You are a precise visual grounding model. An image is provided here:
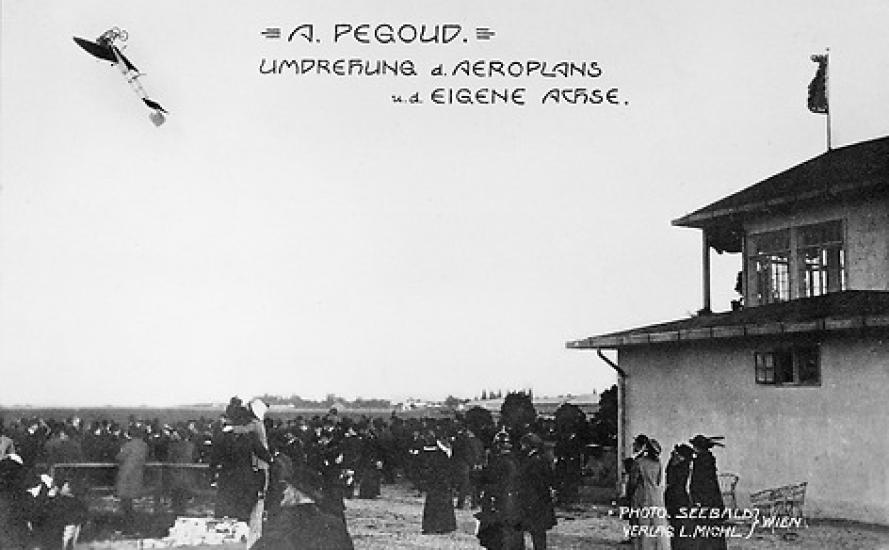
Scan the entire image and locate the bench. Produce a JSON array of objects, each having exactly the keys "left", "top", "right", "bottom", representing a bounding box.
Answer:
[{"left": 749, "top": 481, "right": 807, "bottom": 529}]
